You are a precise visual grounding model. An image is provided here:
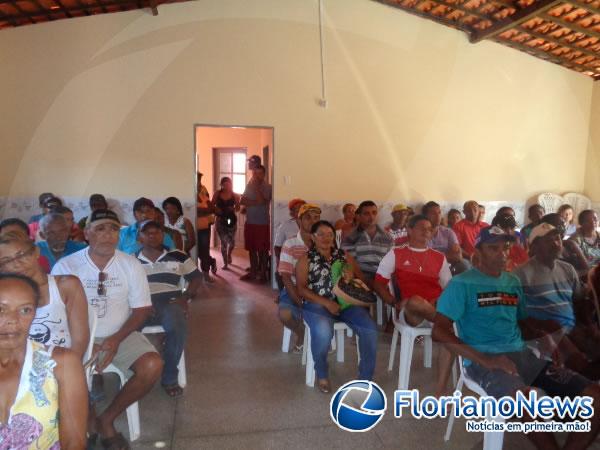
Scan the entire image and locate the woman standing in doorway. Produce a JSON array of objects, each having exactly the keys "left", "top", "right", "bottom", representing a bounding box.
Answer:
[
  {"left": 212, "top": 177, "right": 240, "bottom": 270},
  {"left": 163, "top": 197, "right": 196, "bottom": 254}
]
